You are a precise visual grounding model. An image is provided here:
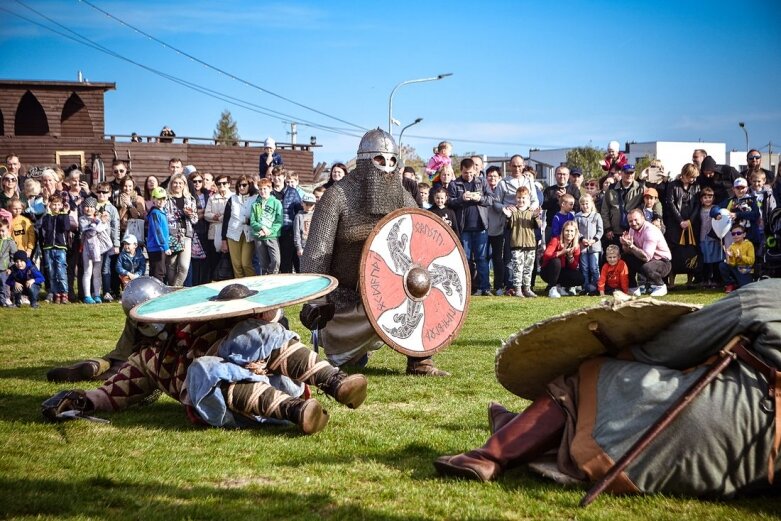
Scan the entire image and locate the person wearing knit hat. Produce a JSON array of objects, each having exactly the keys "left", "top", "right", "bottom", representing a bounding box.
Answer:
[
  {"left": 259, "top": 136, "right": 283, "bottom": 179},
  {"left": 8, "top": 248, "right": 45, "bottom": 308},
  {"left": 601, "top": 140, "right": 628, "bottom": 172},
  {"left": 83, "top": 196, "right": 97, "bottom": 209}
]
